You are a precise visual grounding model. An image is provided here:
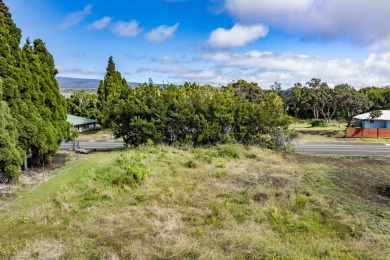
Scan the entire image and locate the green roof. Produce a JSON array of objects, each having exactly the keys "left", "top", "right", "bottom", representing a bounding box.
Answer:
[{"left": 67, "top": 114, "right": 96, "bottom": 126}]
